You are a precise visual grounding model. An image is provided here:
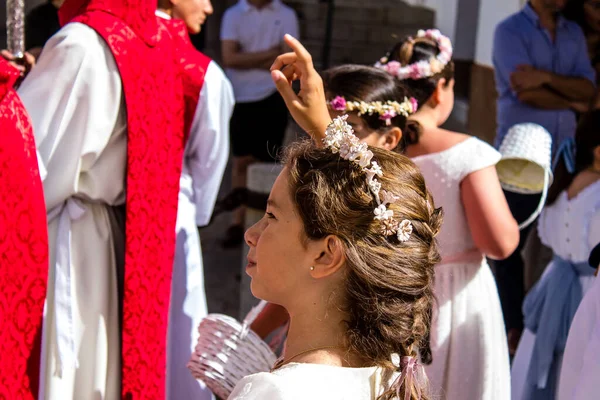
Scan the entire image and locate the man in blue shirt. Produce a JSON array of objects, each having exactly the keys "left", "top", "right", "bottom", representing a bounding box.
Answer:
[{"left": 493, "top": 0, "right": 595, "bottom": 354}]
